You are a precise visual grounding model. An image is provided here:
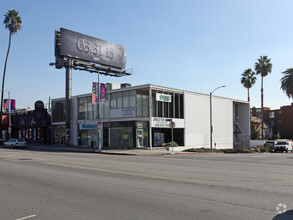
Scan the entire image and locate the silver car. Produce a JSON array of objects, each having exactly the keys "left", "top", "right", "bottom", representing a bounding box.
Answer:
[{"left": 3, "top": 138, "right": 26, "bottom": 148}]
